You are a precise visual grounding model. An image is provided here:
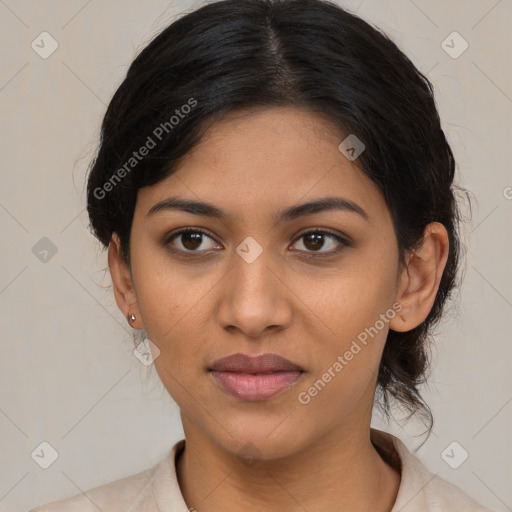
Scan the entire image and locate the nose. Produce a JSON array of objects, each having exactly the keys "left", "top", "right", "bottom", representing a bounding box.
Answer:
[{"left": 216, "top": 244, "right": 293, "bottom": 340}]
